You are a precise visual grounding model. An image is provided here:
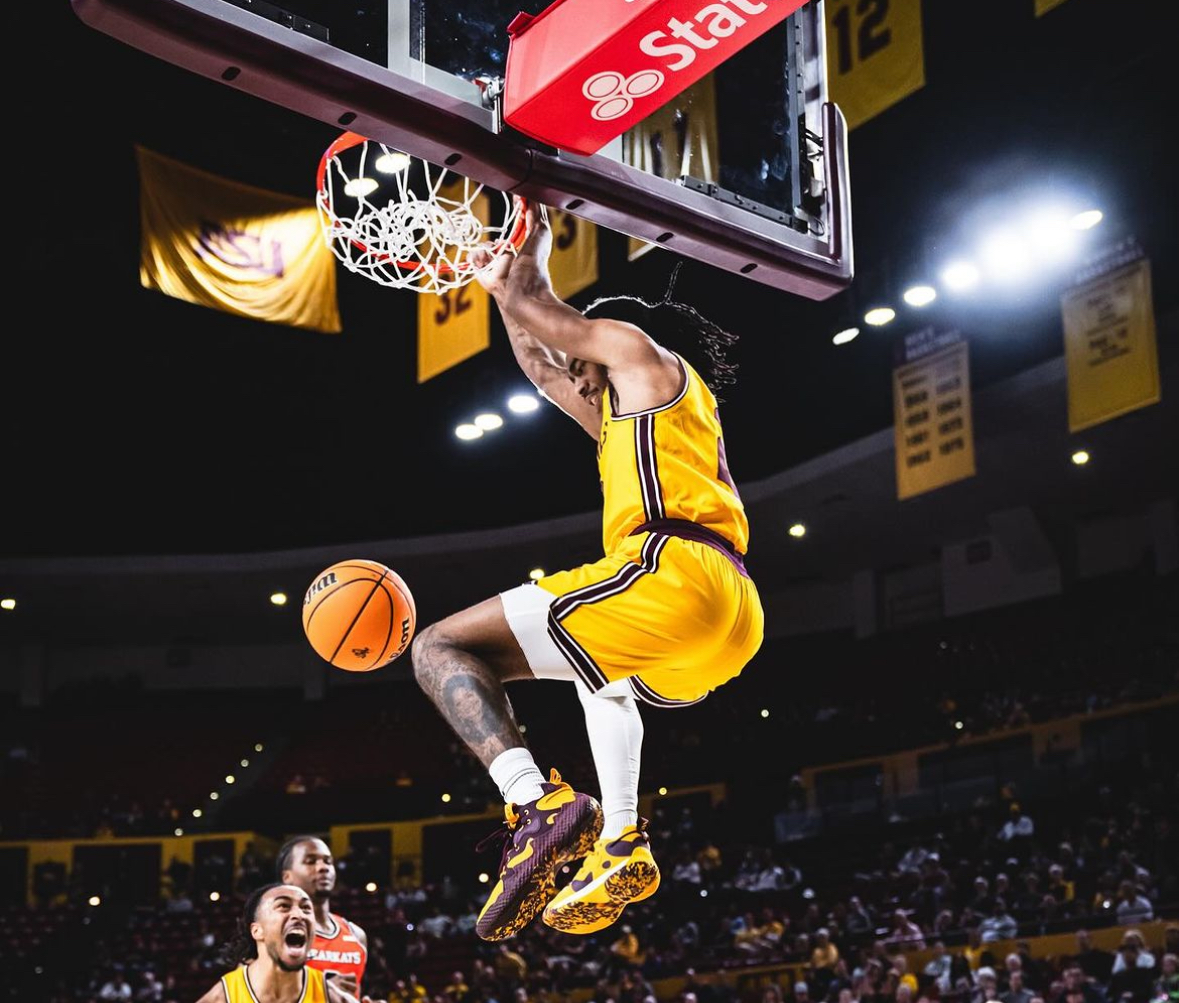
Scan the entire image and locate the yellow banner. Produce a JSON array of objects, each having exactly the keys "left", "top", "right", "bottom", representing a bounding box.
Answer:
[
  {"left": 1035, "top": 0, "right": 1071, "bottom": 15},
  {"left": 826, "top": 0, "right": 925, "bottom": 130},
  {"left": 417, "top": 187, "right": 491, "bottom": 382},
  {"left": 548, "top": 209, "right": 599, "bottom": 300},
  {"left": 894, "top": 338, "right": 976, "bottom": 500},
  {"left": 136, "top": 146, "right": 341, "bottom": 333},
  {"left": 623, "top": 75, "right": 719, "bottom": 262},
  {"left": 1062, "top": 256, "right": 1159, "bottom": 432}
]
